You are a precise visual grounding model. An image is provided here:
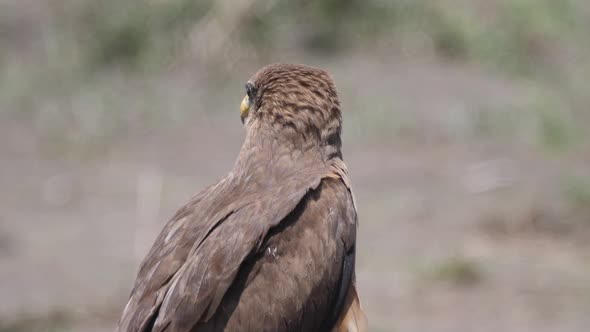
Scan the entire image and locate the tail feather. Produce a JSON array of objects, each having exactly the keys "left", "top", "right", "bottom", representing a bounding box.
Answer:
[{"left": 331, "top": 283, "right": 368, "bottom": 332}]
